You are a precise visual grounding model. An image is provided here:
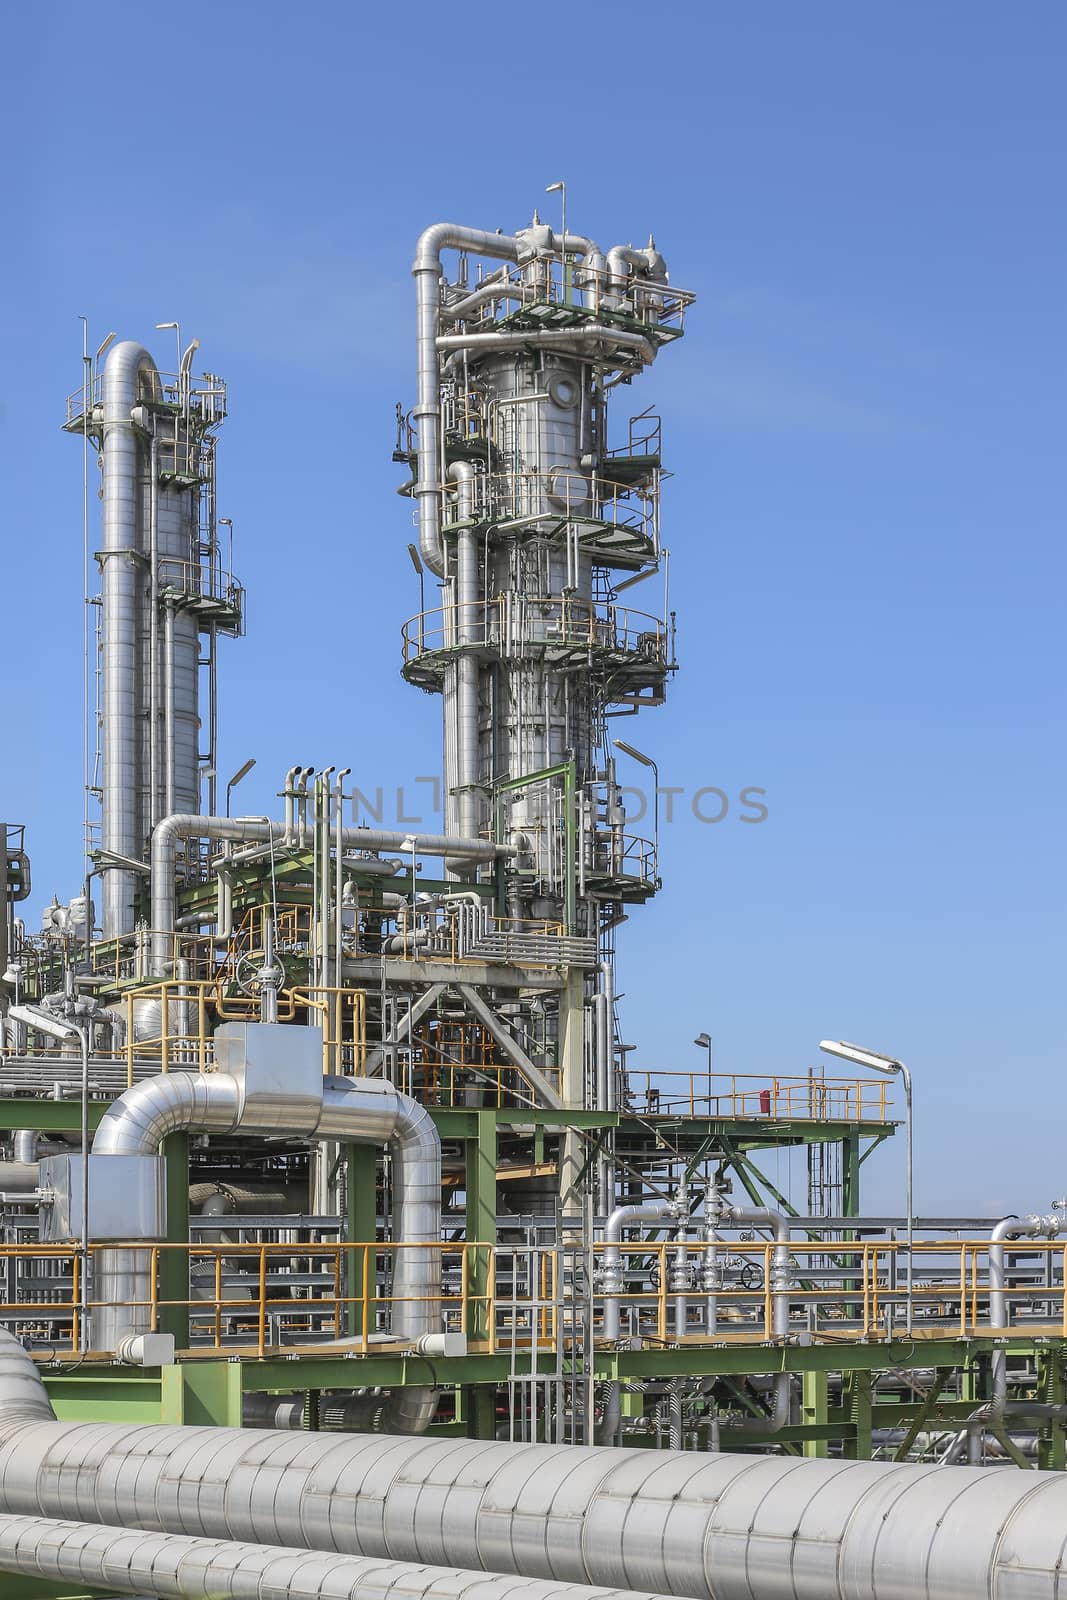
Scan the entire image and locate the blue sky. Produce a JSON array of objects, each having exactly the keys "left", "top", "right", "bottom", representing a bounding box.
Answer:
[{"left": 3, "top": 3, "right": 1064, "bottom": 1215}]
